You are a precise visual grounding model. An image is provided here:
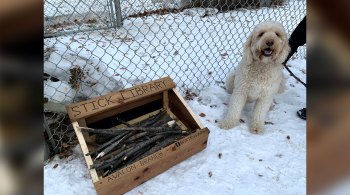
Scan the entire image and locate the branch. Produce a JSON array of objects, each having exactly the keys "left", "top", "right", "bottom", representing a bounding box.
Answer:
[
  {"left": 115, "top": 117, "right": 132, "bottom": 127},
  {"left": 93, "top": 134, "right": 164, "bottom": 171}
]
